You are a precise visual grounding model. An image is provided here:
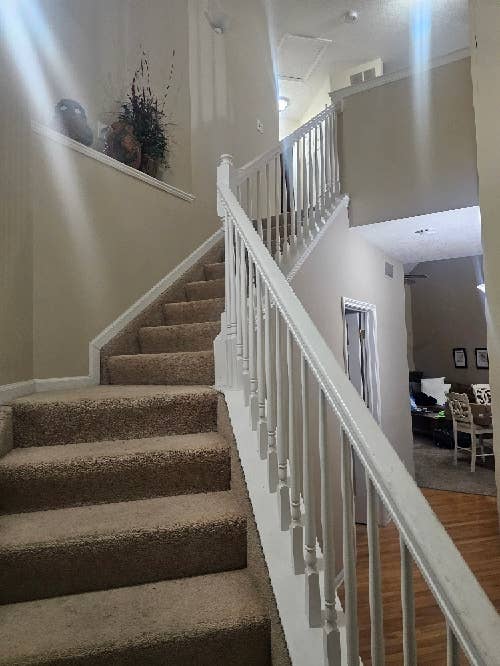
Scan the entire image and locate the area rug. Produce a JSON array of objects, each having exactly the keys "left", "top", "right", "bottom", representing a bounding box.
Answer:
[{"left": 413, "top": 435, "right": 496, "bottom": 497}]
